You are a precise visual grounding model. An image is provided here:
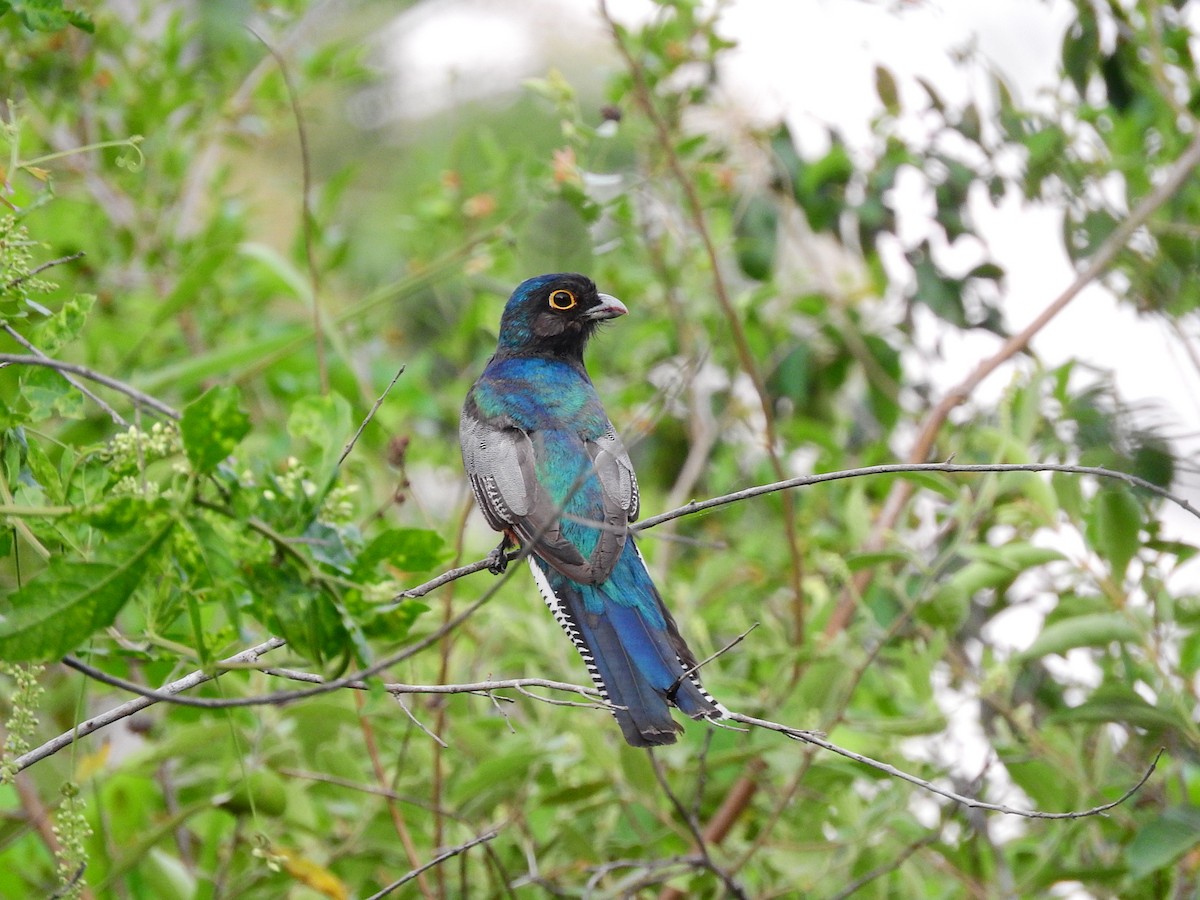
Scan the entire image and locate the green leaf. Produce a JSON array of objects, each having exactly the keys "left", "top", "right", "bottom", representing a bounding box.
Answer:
[
  {"left": 874, "top": 64, "right": 900, "bottom": 114},
  {"left": 734, "top": 194, "right": 777, "bottom": 281},
  {"left": 1017, "top": 611, "right": 1142, "bottom": 660},
  {"left": 354, "top": 527, "right": 445, "bottom": 578},
  {"left": 964, "top": 542, "right": 1063, "bottom": 572},
  {"left": 1049, "top": 688, "right": 1183, "bottom": 731},
  {"left": 287, "top": 392, "right": 352, "bottom": 481},
  {"left": 180, "top": 385, "right": 251, "bottom": 474},
  {"left": 236, "top": 242, "right": 312, "bottom": 302},
  {"left": 1126, "top": 806, "right": 1200, "bottom": 880},
  {"left": 4, "top": 0, "right": 93, "bottom": 32},
  {"left": 34, "top": 293, "right": 95, "bottom": 353},
  {"left": 922, "top": 561, "right": 1009, "bottom": 629},
  {"left": 21, "top": 365, "right": 84, "bottom": 421},
  {"left": 1094, "top": 487, "right": 1142, "bottom": 579},
  {"left": 137, "top": 326, "right": 310, "bottom": 393},
  {"left": 0, "top": 522, "right": 174, "bottom": 661}
]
